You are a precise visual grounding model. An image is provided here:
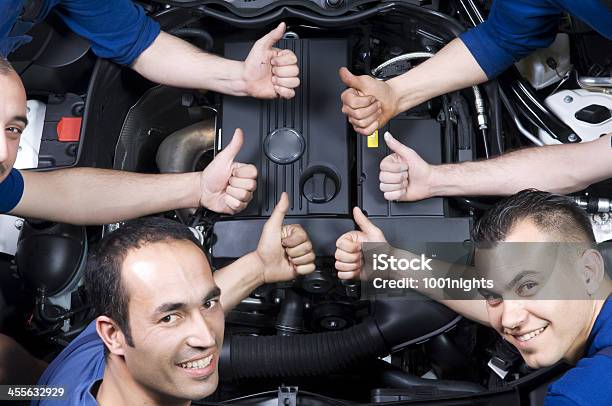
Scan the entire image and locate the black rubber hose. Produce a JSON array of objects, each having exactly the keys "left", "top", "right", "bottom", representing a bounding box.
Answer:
[{"left": 221, "top": 318, "right": 387, "bottom": 380}]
